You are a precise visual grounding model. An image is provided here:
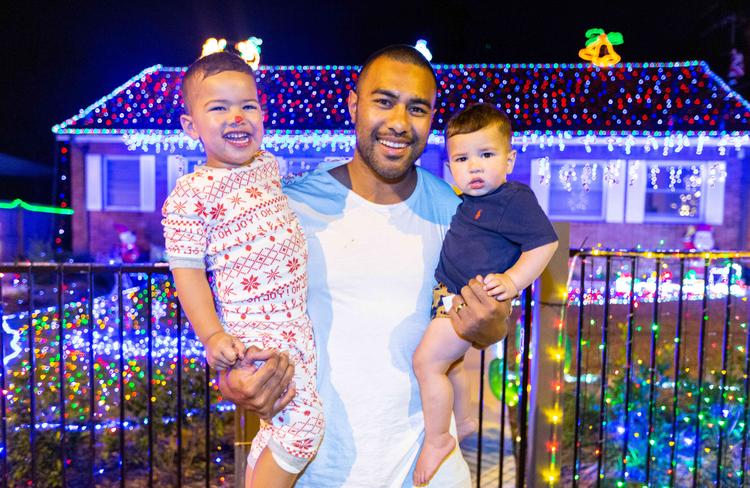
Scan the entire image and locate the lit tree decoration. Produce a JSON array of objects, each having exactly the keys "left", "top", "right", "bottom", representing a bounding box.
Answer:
[
  {"left": 578, "top": 28, "right": 624, "bottom": 67},
  {"left": 414, "top": 39, "right": 433, "bottom": 62},
  {"left": 201, "top": 38, "right": 227, "bottom": 58},
  {"left": 236, "top": 37, "right": 263, "bottom": 70}
]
